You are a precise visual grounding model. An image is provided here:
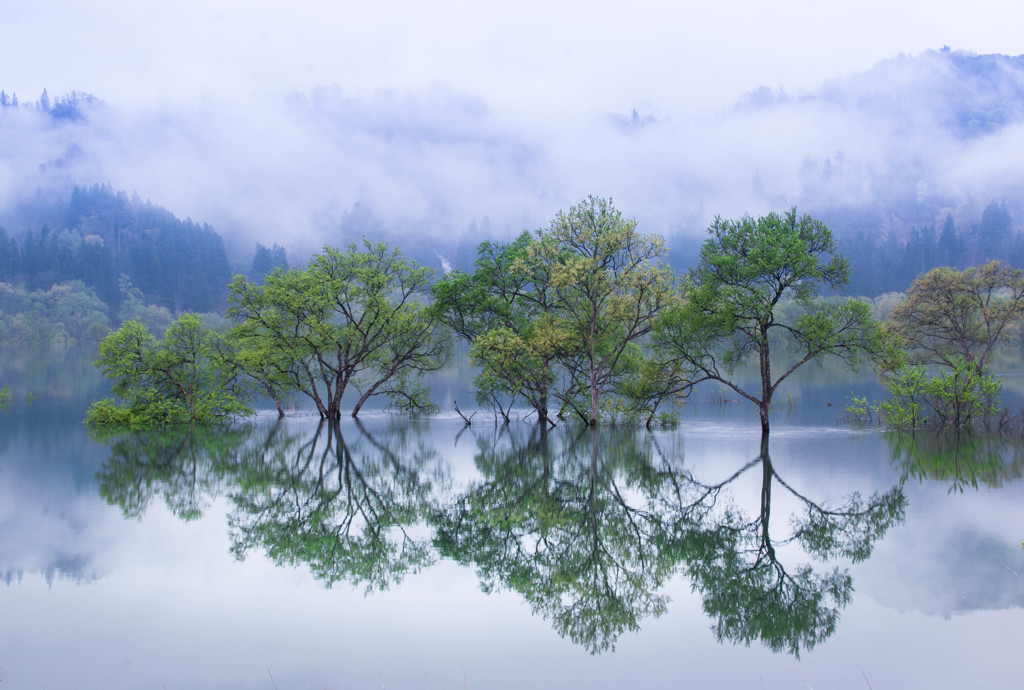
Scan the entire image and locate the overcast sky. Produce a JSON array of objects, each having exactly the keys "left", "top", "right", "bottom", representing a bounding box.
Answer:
[
  {"left": 4, "top": 1, "right": 1024, "bottom": 253},
  {"left": 6, "top": 0, "right": 1022, "bottom": 113}
]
